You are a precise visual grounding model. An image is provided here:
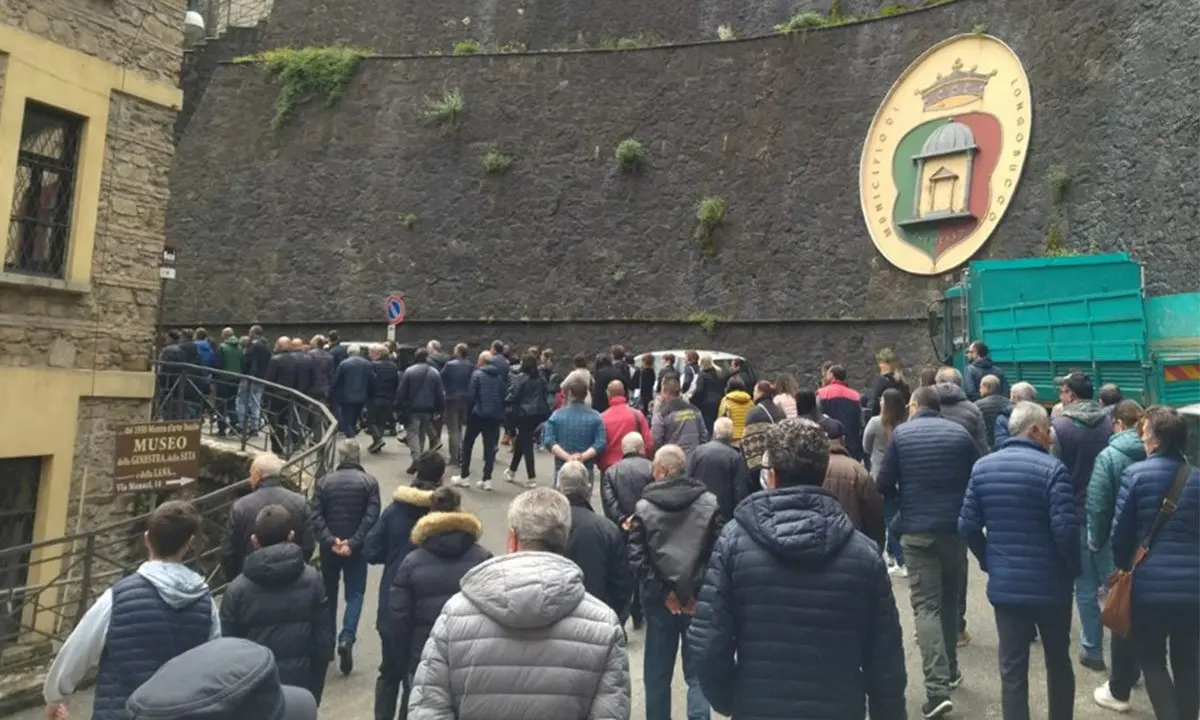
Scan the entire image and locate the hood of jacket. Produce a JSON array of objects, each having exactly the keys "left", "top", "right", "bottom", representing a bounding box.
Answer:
[
  {"left": 935, "top": 382, "right": 969, "bottom": 405},
  {"left": 970, "top": 357, "right": 1001, "bottom": 373},
  {"left": 640, "top": 475, "right": 709, "bottom": 512},
  {"left": 734, "top": 486, "right": 856, "bottom": 561},
  {"left": 723, "top": 391, "right": 752, "bottom": 407},
  {"left": 393, "top": 485, "right": 434, "bottom": 506},
  {"left": 1061, "top": 399, "right": 1108, "bottom": 427},
  {"left": 240, "top": 542, "right": 306, "bottom": 588},
  {"left": 460, "top": 552, "right": 585, "bottom": 630},
  {"left": 410, "top": 511, "right": 483, "bottom": 558},
  {"left": 135, "top": 560, "right": 212, "bottom": 609},
  {"left": 1108, "top": 428, "right": 1147, "bottom": 461}
]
